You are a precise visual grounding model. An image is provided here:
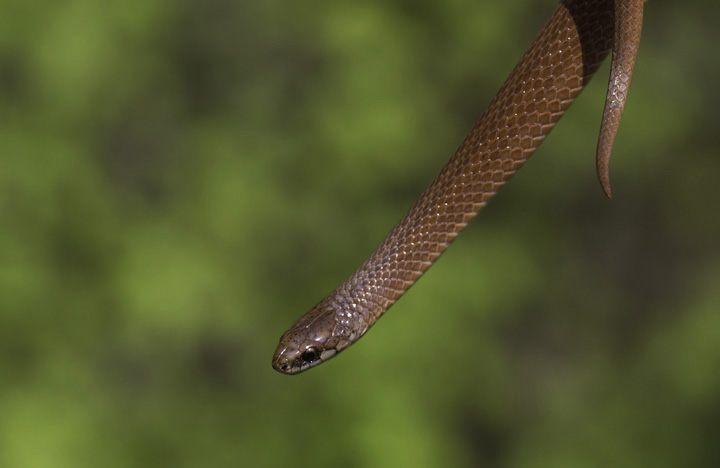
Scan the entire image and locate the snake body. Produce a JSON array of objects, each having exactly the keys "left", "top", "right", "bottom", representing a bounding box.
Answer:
[{"left": 273, "top": 0, "right": 645, "bottom": 374}]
